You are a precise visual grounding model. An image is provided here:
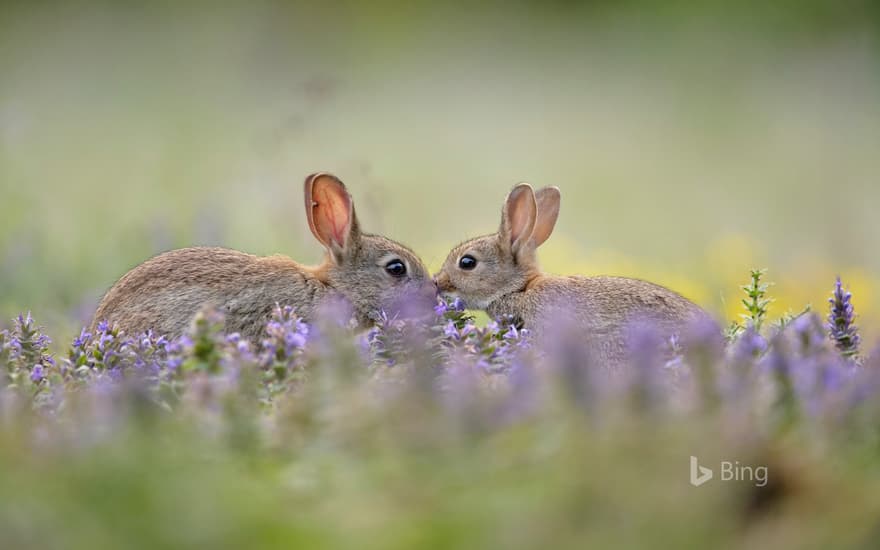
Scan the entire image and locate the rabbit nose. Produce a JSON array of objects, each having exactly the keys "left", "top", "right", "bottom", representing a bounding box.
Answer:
[{"left": 433, "top": 273, "right": 454, "bottom": 293}]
